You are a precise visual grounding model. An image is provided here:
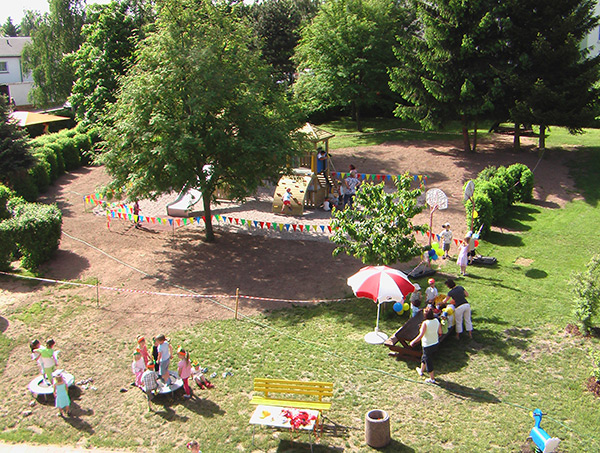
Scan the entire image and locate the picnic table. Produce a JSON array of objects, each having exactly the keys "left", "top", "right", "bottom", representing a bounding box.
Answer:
[{"left": 383, "top": 310, "right": 453, "bottom": 361}]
